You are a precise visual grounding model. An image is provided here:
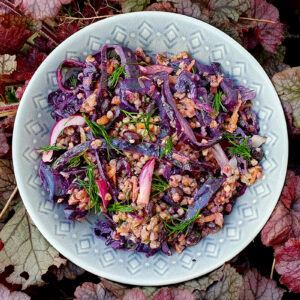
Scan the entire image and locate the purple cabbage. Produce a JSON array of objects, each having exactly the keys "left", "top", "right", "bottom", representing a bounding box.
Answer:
[{"left": 186, "top": 177, "right": 225, "bottom": 220}]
